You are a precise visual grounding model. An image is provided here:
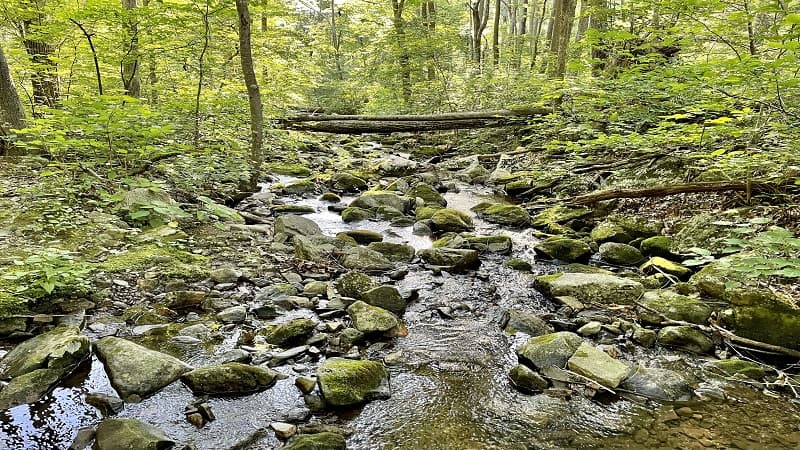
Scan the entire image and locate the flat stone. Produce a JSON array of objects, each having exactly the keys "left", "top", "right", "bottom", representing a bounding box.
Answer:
[
  {"left": 657, "top": 326, "right": 714, "bottom": 354},
  {"left": 283, "top": 432, "right": 347, "bottom": 450},
  {"left": 535, "top": 273, "right": 644, "bottom": 305},
  {"left": 620, "top": 366, "right": 693, "bottom": 401},
  {"left": 271, "top": 422, "right": 298, "bottom": 439},
  {"left": 509, "top": 364, "right": 549, "bottom": 393},
  {"left": 517, "top": 331, "right": 582, "bottom": 370},
  {"left": 567, "top": 342, "right": 630, "bottom": 388},
  {"left": 216, "top": 305, "right": 247, "bottom": 323},
  {"left": 94, "top": 418, "right": 174, "bottom": 450}
]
